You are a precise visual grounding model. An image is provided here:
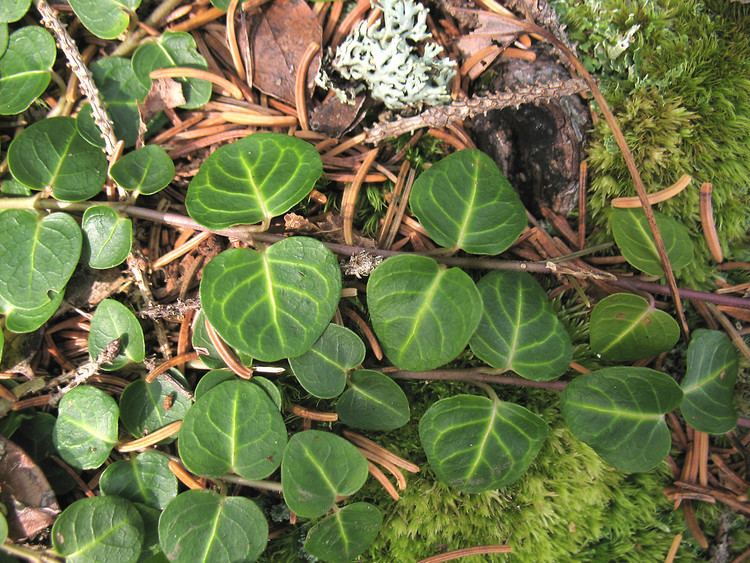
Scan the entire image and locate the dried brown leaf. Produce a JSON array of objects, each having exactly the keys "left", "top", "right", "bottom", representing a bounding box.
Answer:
[
  {"left": 310, "top": 94, "right": 366, "bottom": 137},
  {"left": 454, "top": 8, "right": 526, "bottom": 58},
  {"left": 138, "top": 77, "right": 186, "bottom": 123}
]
